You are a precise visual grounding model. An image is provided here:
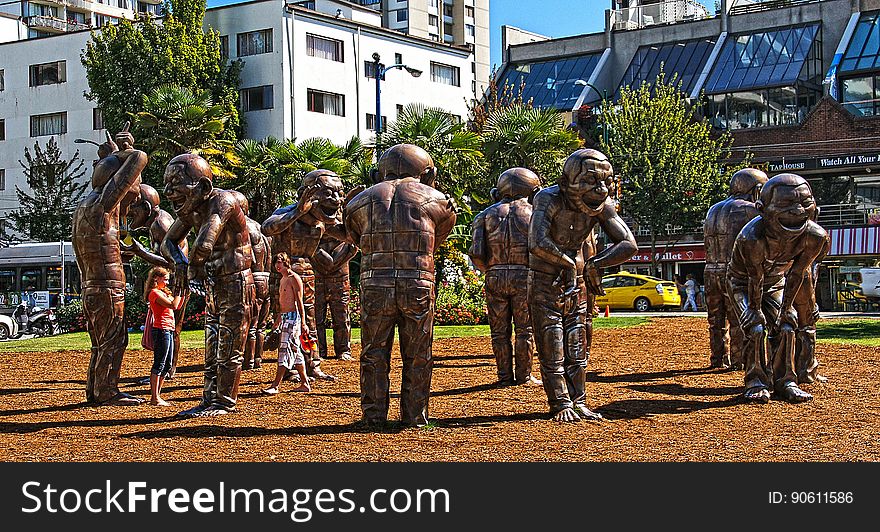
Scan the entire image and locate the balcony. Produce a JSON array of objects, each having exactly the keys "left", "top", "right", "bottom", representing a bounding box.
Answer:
[
  {"left": 611, "top": 0, "right": 712, "bottom": 31},
  {"left": 817, "top": 203, "right": 879, "bottom": 227},
  {"left": 27, "top": 16, "right": 91, "bottom": 33},
  {"left": 727, "top": 0, "right": 823, "bottom": 16}
]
